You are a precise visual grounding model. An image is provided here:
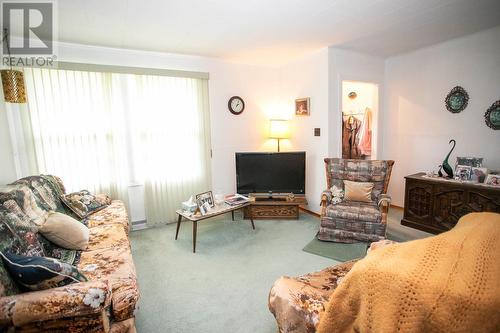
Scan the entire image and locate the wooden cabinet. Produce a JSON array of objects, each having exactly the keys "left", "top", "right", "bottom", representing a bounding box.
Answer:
[
  {"left": 243, "top": 194, "right": 307, "bottom": 220},
  {"left": 402, "top": 173, "right": 500, "bottom": 234}
]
